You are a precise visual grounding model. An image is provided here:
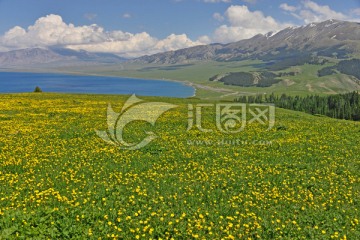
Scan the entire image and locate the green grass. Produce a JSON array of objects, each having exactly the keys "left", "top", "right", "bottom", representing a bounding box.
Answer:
[
  {"left": 0, "top": 93, "right": 359, "bottom": 239},
  {"left": 63, "top": 60, "right": 262, "bottom": 84},
  {"left": 9, "top": 58, "right": 360, "bottom": 99}
]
